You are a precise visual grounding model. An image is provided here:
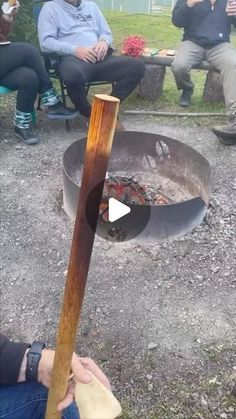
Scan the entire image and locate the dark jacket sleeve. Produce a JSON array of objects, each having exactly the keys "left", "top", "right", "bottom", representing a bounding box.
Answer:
[
  {"left": 172, "top": 0, "right": 192, "bottom": 28},
  {"left": 0, "top": 334, "right": 30, "bottom": 385},
  {"left": 0, "top": 10, "right": 13, "bottom": 42}
]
